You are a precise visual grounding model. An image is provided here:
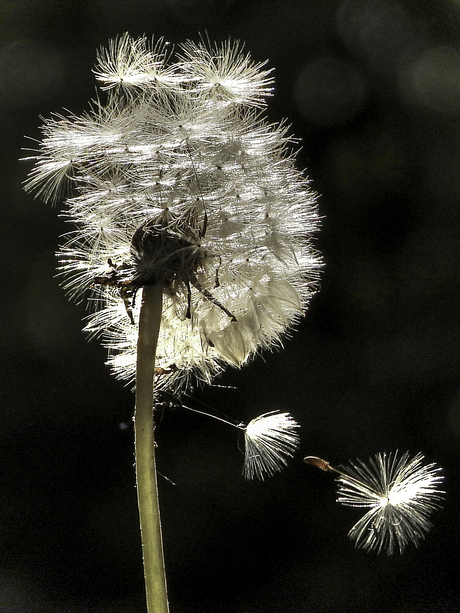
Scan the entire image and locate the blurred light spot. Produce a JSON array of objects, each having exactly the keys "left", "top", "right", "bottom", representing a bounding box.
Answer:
[
  {"left": 336, "top": 0, "right": 424, "bottom": 77},
  {"left": 448, "top": 389, "right": 460, "bottom": 442},
  {"left": 0, "top": 574, "right": 45, "bottom": 612},
  {"left": 0, "top": 39, "right": 65, "bottom": 107},
  {"left": 402, "top": 46, "right": 460, "bottom": 116},
  {"left": 293, "top": 56, "right": 366, "bottom": 127}
]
